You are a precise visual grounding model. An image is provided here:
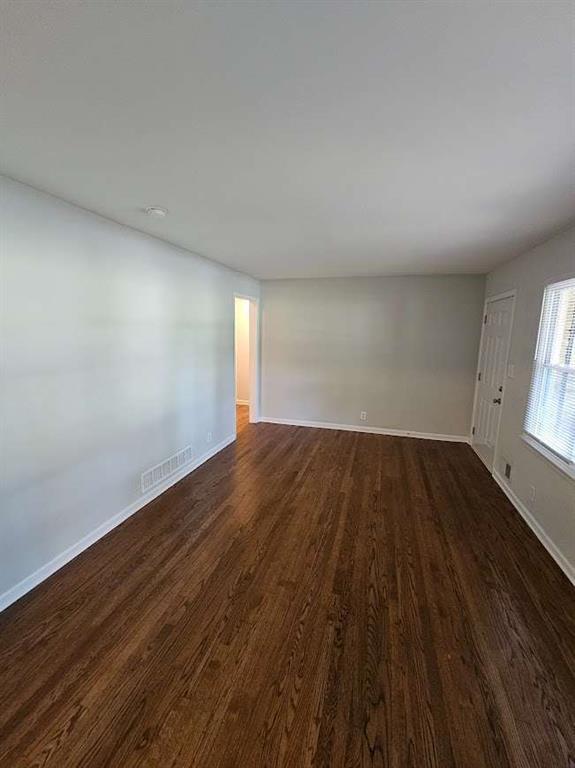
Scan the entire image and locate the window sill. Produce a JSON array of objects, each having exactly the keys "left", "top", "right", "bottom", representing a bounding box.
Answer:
[{"left": 521, "top": 433, "right": 575, "bottom": 481}]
